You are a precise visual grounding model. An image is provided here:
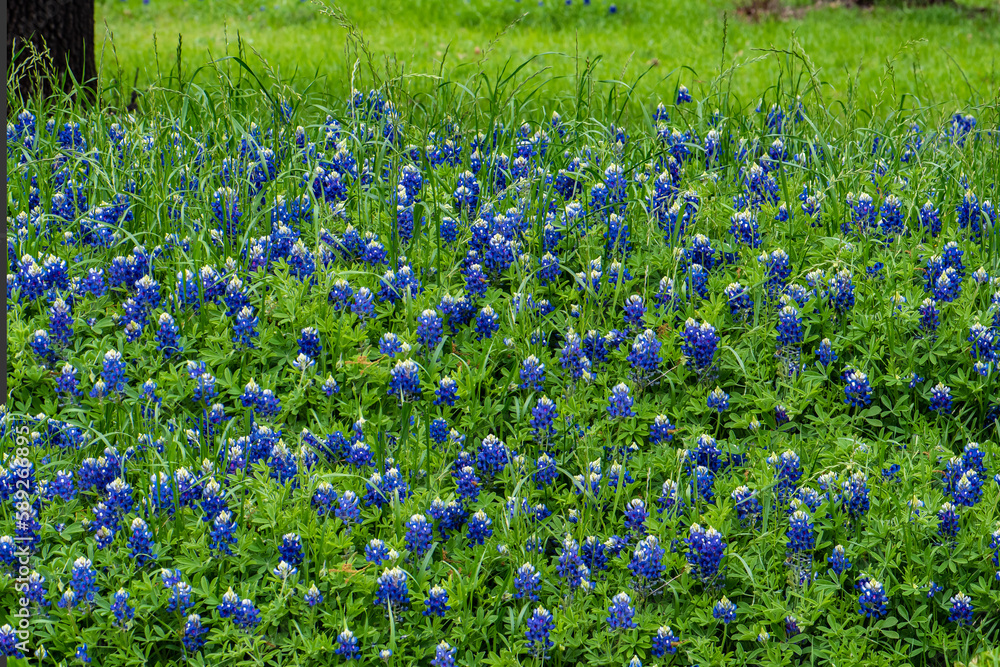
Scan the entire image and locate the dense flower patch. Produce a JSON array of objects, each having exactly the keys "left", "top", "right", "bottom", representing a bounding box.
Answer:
[{"left": 3, "top": 80, "right": 1000, "bottom": 666}]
